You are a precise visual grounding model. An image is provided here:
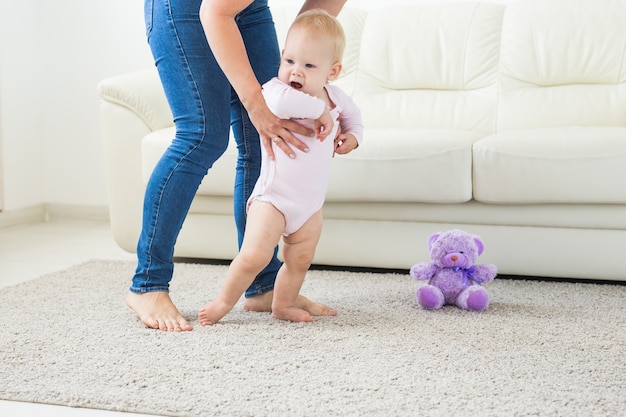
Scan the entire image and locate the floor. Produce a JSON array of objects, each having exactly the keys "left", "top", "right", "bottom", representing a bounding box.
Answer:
[{"left": 0, "top": 219, "right": 154, "bottom": 417}]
